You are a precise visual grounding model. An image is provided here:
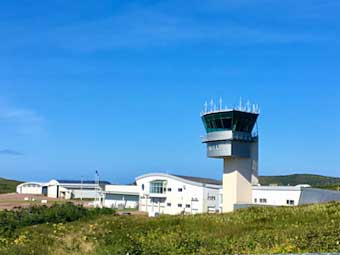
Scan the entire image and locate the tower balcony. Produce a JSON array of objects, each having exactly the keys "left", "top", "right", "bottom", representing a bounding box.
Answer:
[{"left": 201, "top": 131, "right": 255, "bottom": 143}]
